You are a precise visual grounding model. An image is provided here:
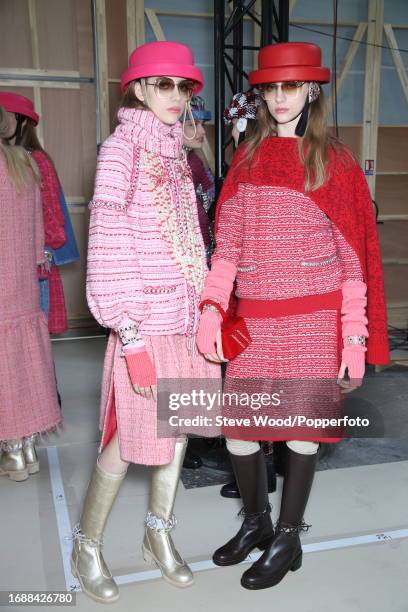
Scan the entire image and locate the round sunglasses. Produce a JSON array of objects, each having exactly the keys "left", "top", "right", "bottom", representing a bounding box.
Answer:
[
  {"left": 144, "top": 77, "right": 196, "bottom": 100},
  {"left": 257, "top": 81, "right": 306, "bottom": 100}
]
